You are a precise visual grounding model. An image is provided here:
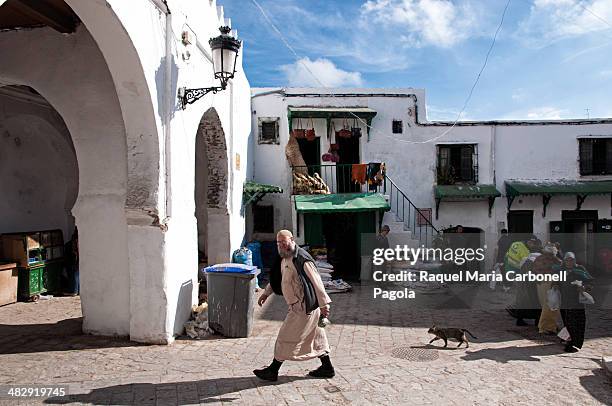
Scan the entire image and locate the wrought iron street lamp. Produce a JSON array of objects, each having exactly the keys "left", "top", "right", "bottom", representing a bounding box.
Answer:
[{"left": 178, "top": 26, "right": 241, "bottom": 109}]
